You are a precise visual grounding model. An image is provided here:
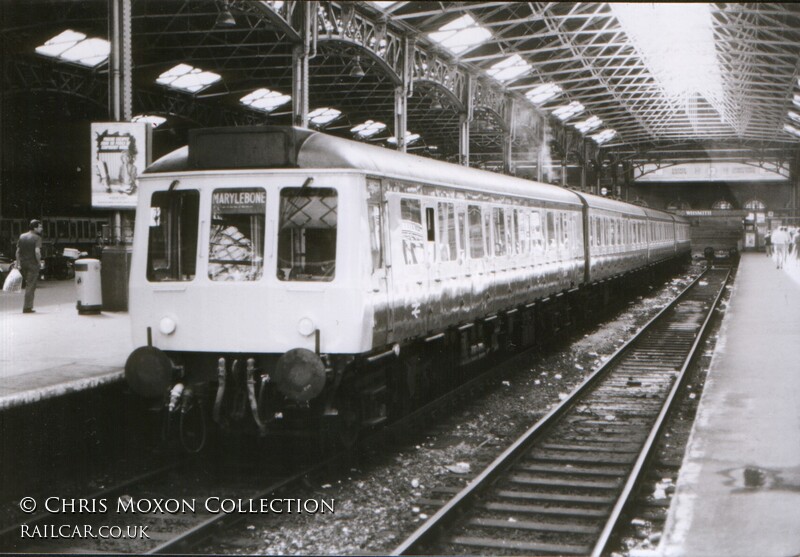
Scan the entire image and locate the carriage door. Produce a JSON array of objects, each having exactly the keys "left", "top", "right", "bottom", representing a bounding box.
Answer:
[
  {"left": 424, "top": 201, "right": 445, "bottom": 332},
  {"left": 367, "top": 178, "right": 391, "bottom": 345},
  {"left": 387, "top": 194, "right": 429, "bottom": 339}
]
